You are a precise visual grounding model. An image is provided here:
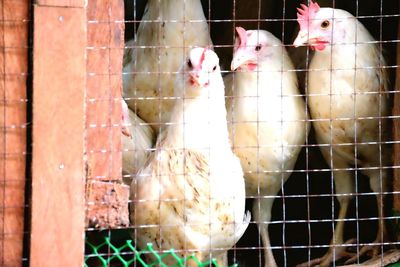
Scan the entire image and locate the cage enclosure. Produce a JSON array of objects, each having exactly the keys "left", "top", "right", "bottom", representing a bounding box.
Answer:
[{"left": 1, "top": 0, "right": 400, "bottom": 266}]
